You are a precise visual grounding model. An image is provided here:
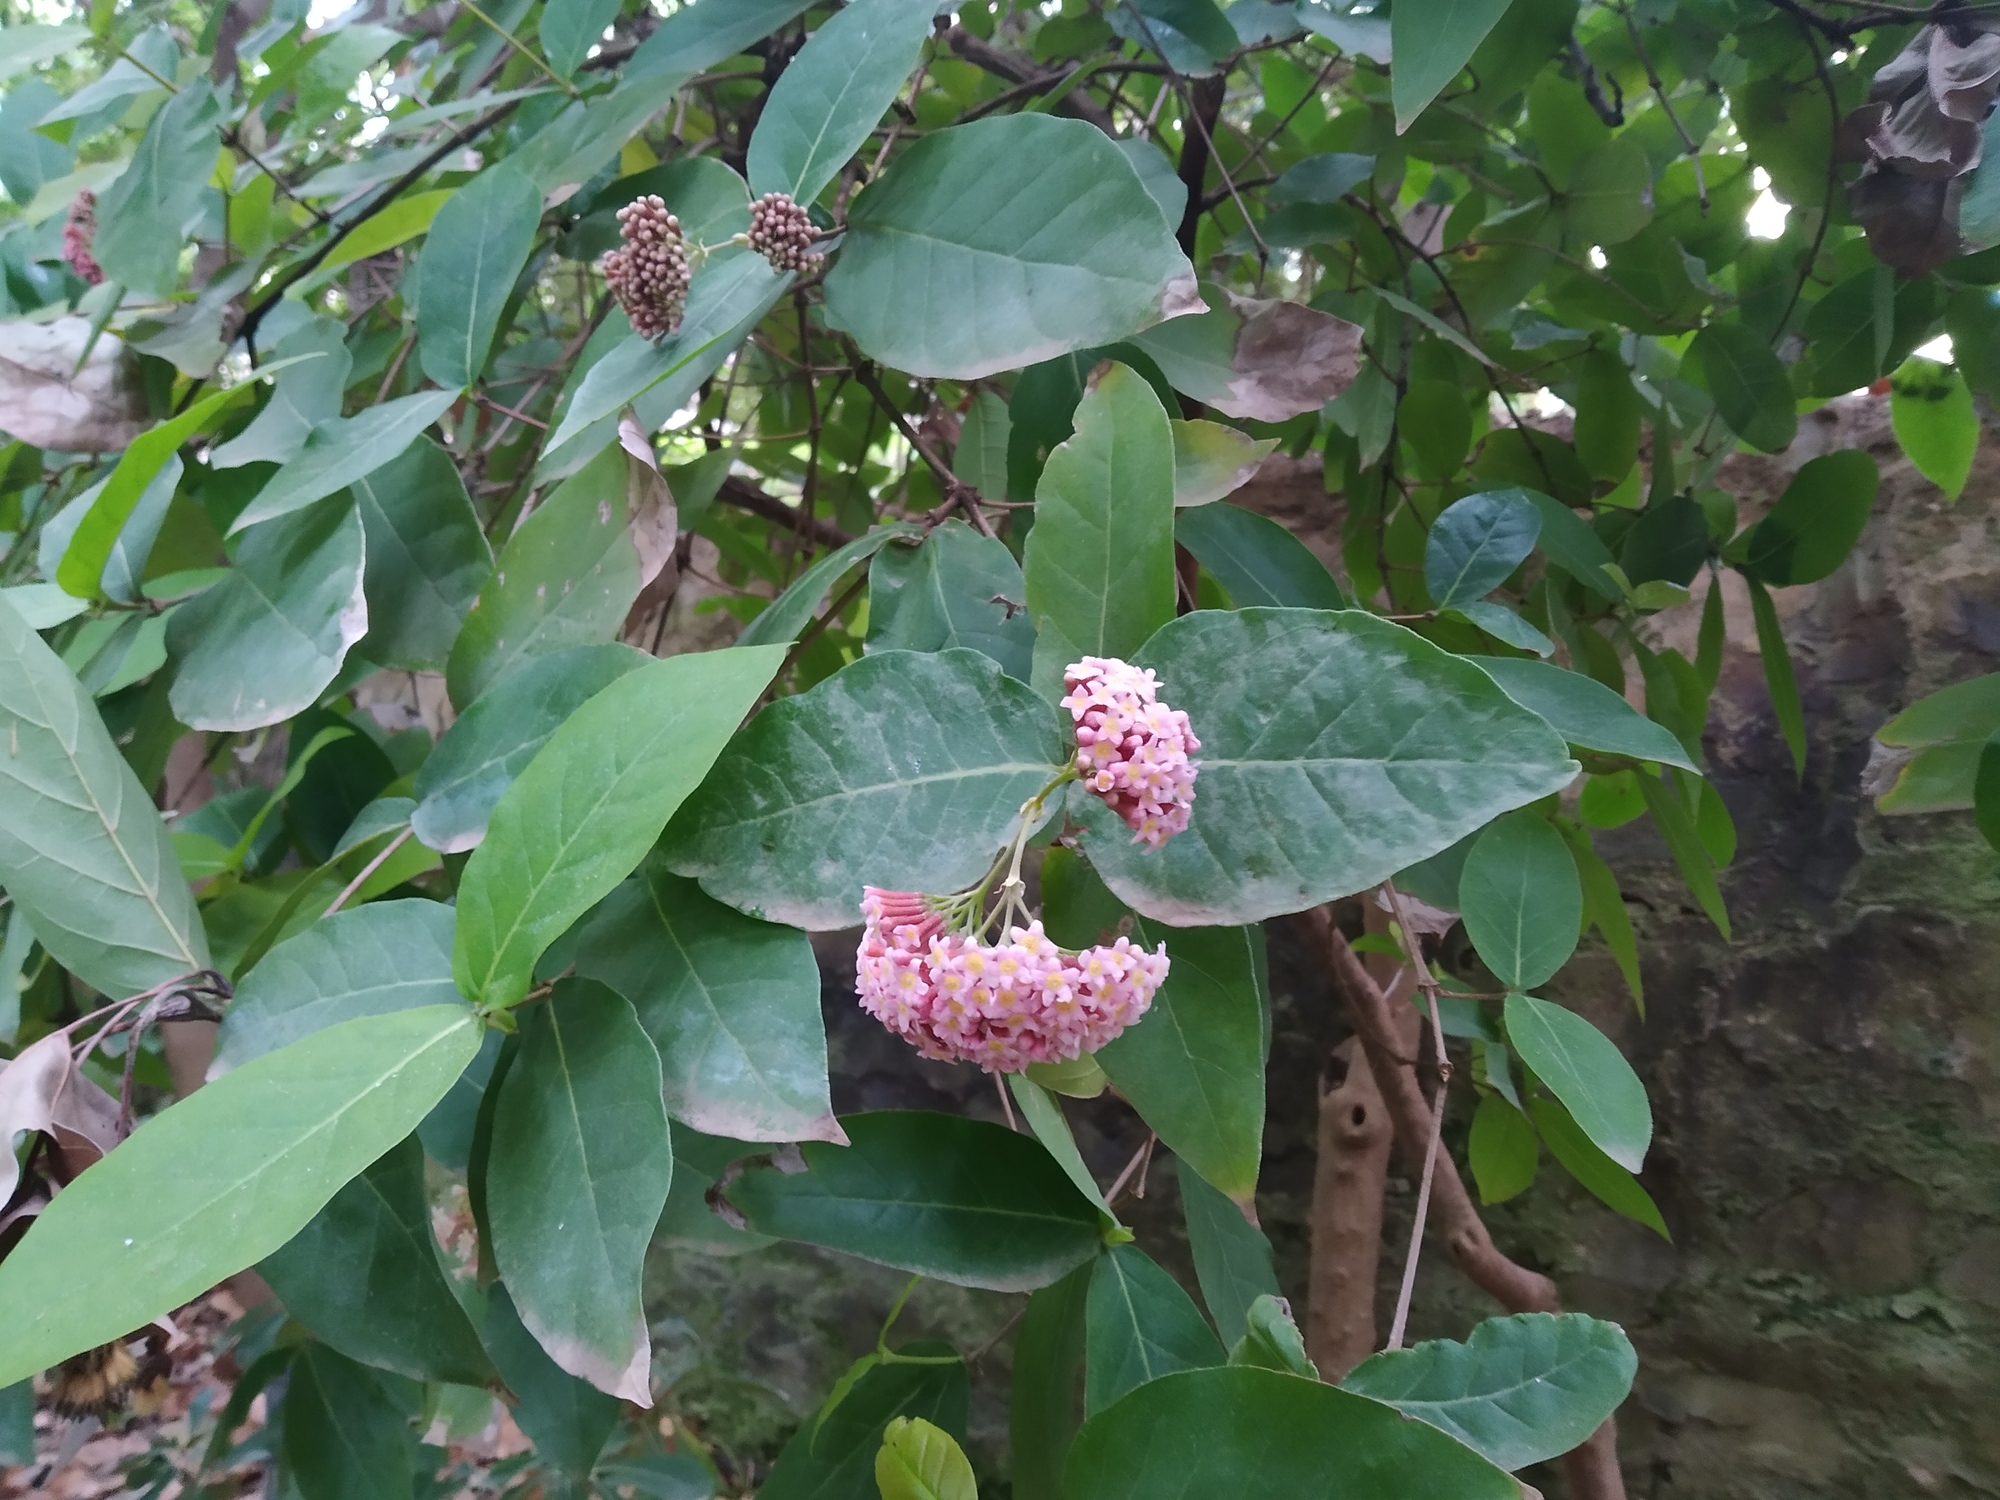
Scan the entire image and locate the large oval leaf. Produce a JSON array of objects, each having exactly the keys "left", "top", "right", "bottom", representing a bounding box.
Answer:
[
  {"left": 209, "top": 899, "right": 460, "bottom": 1077},
  {"left": 1458, "top": 812, "right": 1583, "bottom": 990},
  {"left": 1075, "top": 610, "right": 1578, "bottom": 925},
  {"left": 453, "top": 645, "right": 785, "bottom": 1008},
  {"left": 822, "top": 114, "right": 1197, "bottom": 378},
  {"left": 1341, "top": 1312, "right": 1637, "bottom": 1471},
  {"left": 259, "top": 1133, "right": 496, "bottom": 1386},
  {"left": 664, "top": 648, "right": 1068, "bottom": 930},
  {"left": 866, "top": 521, "right": 1035, "bottom": 681},
  {"left": 489, "top": 979, "right": 671, "bottom": 1403},
  {"left": 0, "top": 593, "right": 209, "bottom": 997},
  {"left": 1063, "top": 1366, "right": 1516, "bottom": 1499},
  {"left": 0, "top": 1005, "right": 481, "bottom": 1386},
  {"left": 722, "top": 1111, "right": 1103, "bottom": 1291},
  {"left": 352, "top": 435, "right": 494, "bottom": 672},
  {"left": 575, "top": 864, "right": 840, "bottom": 1143},
  {"left": 1175, "top": 502, "right": 1346, "bottom": 610},
  {"left": 1424, "top": 489, "right": 1540, "bottom": 610},
  {"left": 416, "top": 164, "right": 545, "bottom": 390},
  {"left": 166, "top": 496, "right": 368, "bottom": 733},
  {"left": 1084, "top": 1244, "right": 1224, "bottom": 1416}
]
